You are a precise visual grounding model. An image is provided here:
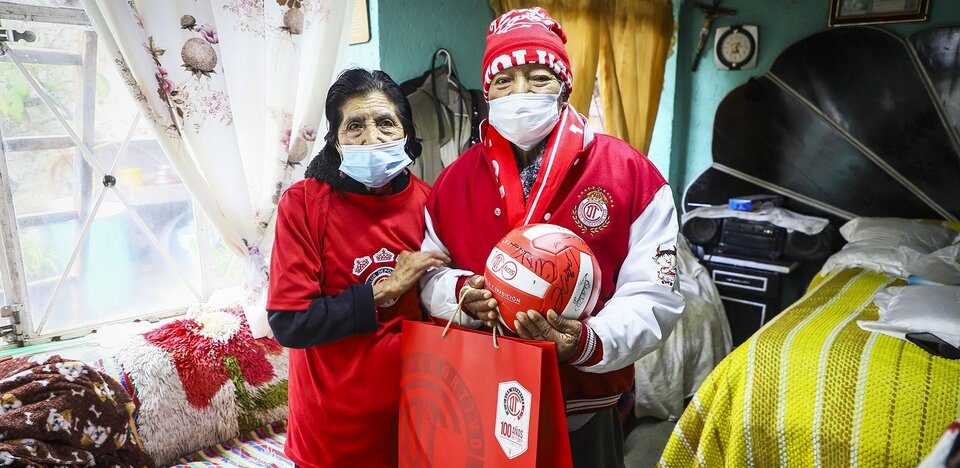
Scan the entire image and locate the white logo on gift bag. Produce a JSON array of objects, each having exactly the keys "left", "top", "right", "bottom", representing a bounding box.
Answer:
[{"left": 495, "top": 381, "right": 532, "bottom": 459}]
